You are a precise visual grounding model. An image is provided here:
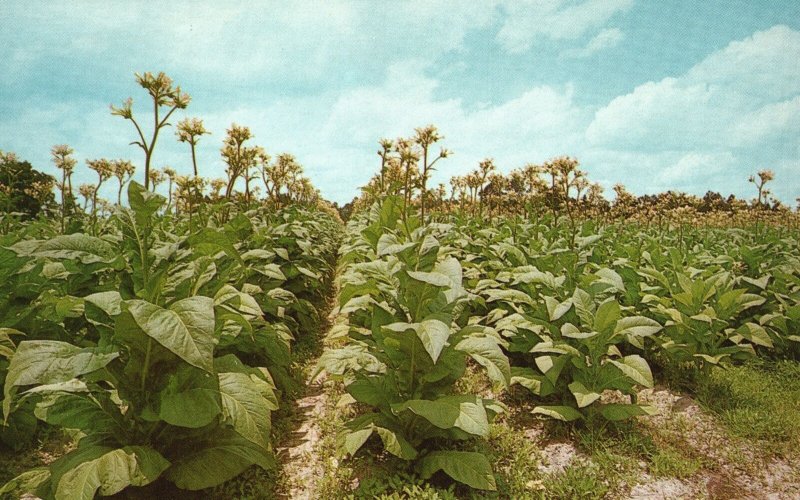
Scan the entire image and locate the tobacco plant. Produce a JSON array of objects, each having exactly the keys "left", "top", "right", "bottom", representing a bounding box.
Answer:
[
  {"left": 1, "top": 183, "right": 280, "bottom": 499},
  {"left": 318, "top": 197, "right": 509, "bottom": 491}
]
